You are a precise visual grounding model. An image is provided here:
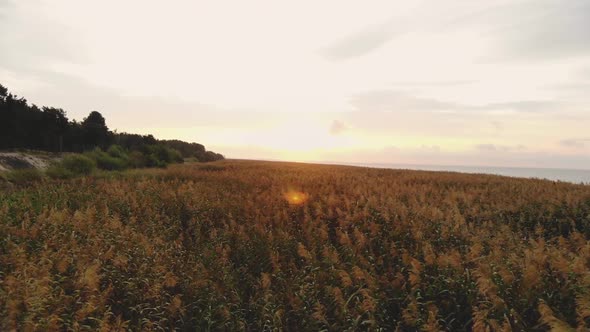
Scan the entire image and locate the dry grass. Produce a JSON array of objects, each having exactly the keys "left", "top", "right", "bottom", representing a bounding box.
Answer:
[{"left": 1, "top": 160, "right": 590, "bottom": 331}]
